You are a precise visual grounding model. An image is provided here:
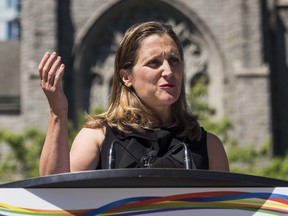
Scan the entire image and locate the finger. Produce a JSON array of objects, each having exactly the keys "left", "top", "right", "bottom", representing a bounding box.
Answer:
[
  {"left": 38, "top": 52, "right": 50, "bottom": 81},
  {"left": 47, "top": 74, "right": 55, "bottom": 87},
  {"left": 47, "top": 56, "right": 62, "bottom": 86},
  {"left": 53, "top": 64, "right": 65, "bottom": 88},
  {"left": 43, "top": 52, "right": 57, "bottom": 82}
]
